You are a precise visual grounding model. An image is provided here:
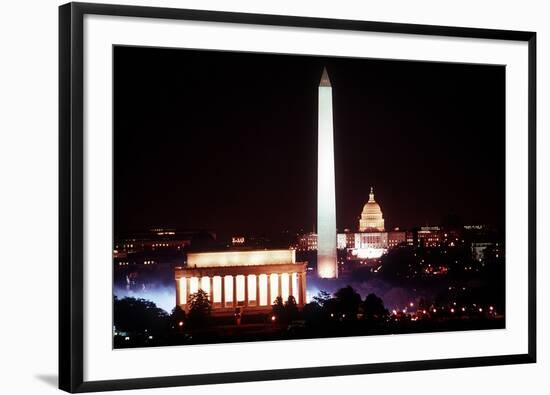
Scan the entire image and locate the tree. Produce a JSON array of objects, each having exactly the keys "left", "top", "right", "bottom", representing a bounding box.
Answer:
[
  {"left": 187, "top": 289, "right": 212, "bottom": 329},
  {"left": 334, "top": 285, "right": 362, "bottom": 320},
  {"left": 362, "top": 293, "right": 388, "bottom": 321},
  {"left": 113, "top": 296, "right": 169, "bottom": 334},
  {"left": 284, "top": 295, "right": 299, "bottom": 322},
  {"left": 271, "top": 296, "right": 285, "bottom": 324},
  {"left": 272, "top": 296, "right": 301, "bottom": 325},
  {"left": 302, "top": 301, "right": 323, "bottom": 325},
  {"left": 170, "top": 305, "right": 187, "bottom": 330}
]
